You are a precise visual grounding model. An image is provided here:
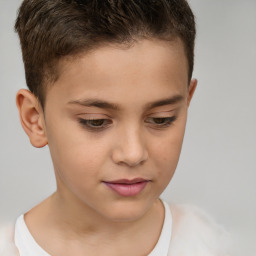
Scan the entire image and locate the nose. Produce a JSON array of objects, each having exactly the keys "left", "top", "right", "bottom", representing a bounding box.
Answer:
[{"left": 111, "top": 126, "right": 148, "bottom": 167}]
